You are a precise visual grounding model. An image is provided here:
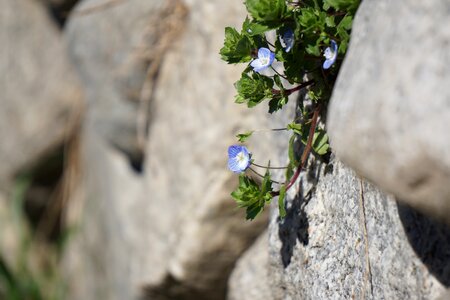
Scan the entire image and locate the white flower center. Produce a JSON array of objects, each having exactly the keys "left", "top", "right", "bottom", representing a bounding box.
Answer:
[
  {"left": 236, "top": 151, "right": 246, "bottom": 163},
  {"left": 260, "top": 56, "right": 269, "bottom": 66}
]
